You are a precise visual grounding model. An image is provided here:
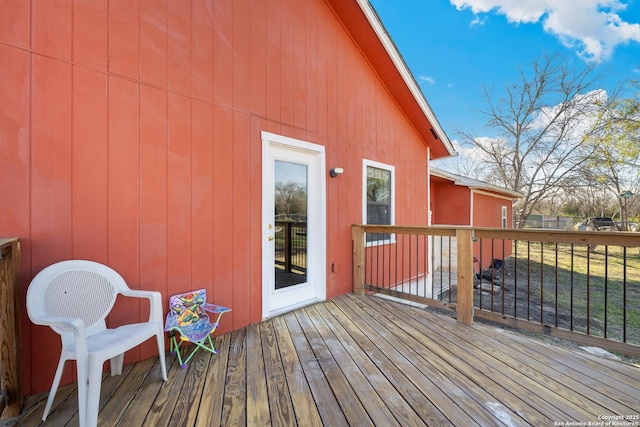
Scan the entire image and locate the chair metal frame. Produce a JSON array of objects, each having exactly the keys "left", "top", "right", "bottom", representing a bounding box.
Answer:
[{"left": 164, "top": 289, "right": 230, "bottom": 368}]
